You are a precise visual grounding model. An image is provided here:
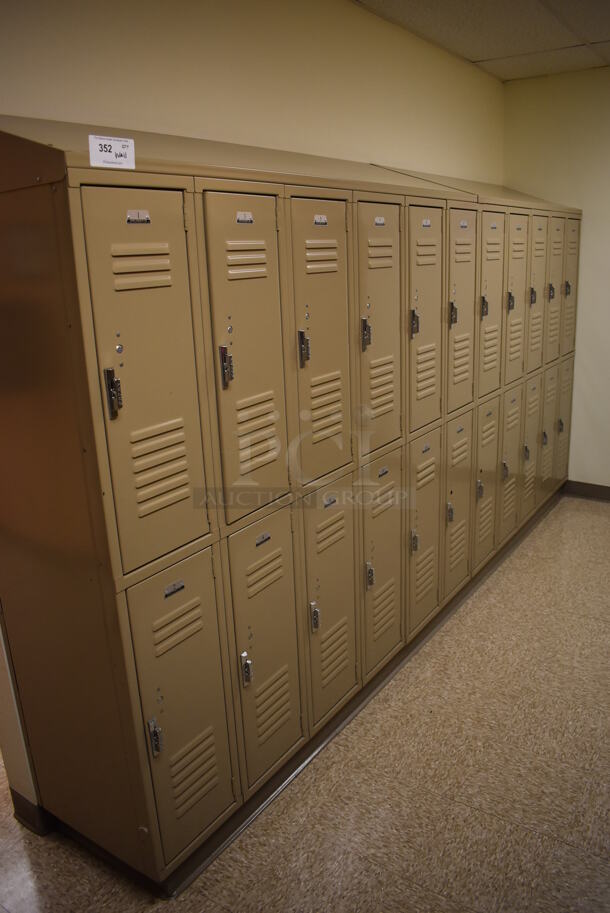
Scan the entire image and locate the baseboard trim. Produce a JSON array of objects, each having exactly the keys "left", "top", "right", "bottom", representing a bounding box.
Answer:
[
  {"left": 563, "top": 480, "right": 610, "bottom": 501},
  {"left": 10, "top": 788, "right": 55, "bottom": 836}
]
